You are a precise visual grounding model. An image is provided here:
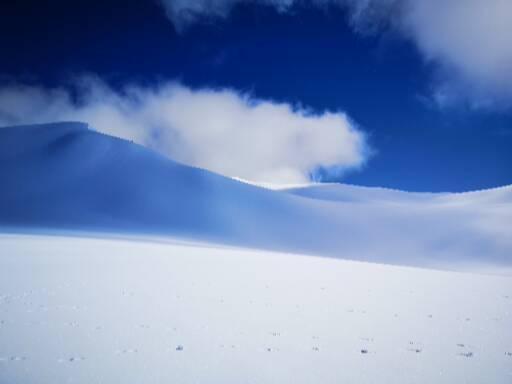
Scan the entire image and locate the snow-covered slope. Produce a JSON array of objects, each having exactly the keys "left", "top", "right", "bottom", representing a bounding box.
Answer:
[
  {"left": 1, "top": 123, "right": 511, "bottom": 383},
  {"left": 283, "top": 183, "right": 442, "bottom": 203},
  {"left": 1, "top": 234, "right": 511, "bottom": 384},
  {"left": 1, "top": 122, "right": 511, "bottom": 271},
  {"left": 284, "top": 182, "right": 512, "bottom": 204}
]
